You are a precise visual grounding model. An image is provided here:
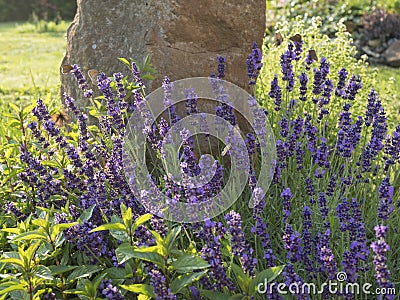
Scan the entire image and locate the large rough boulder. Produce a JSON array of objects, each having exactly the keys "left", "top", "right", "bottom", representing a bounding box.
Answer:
[{"left": 61, "top": 0, "right": 266, "bottom": 102}]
